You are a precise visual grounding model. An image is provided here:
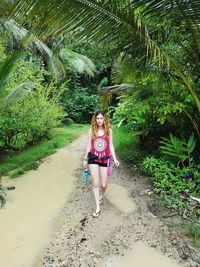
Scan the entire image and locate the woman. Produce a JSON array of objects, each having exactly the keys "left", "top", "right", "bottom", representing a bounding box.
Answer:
[{"left": 83, "top": 110, "right": 120, "bottom": 218}]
